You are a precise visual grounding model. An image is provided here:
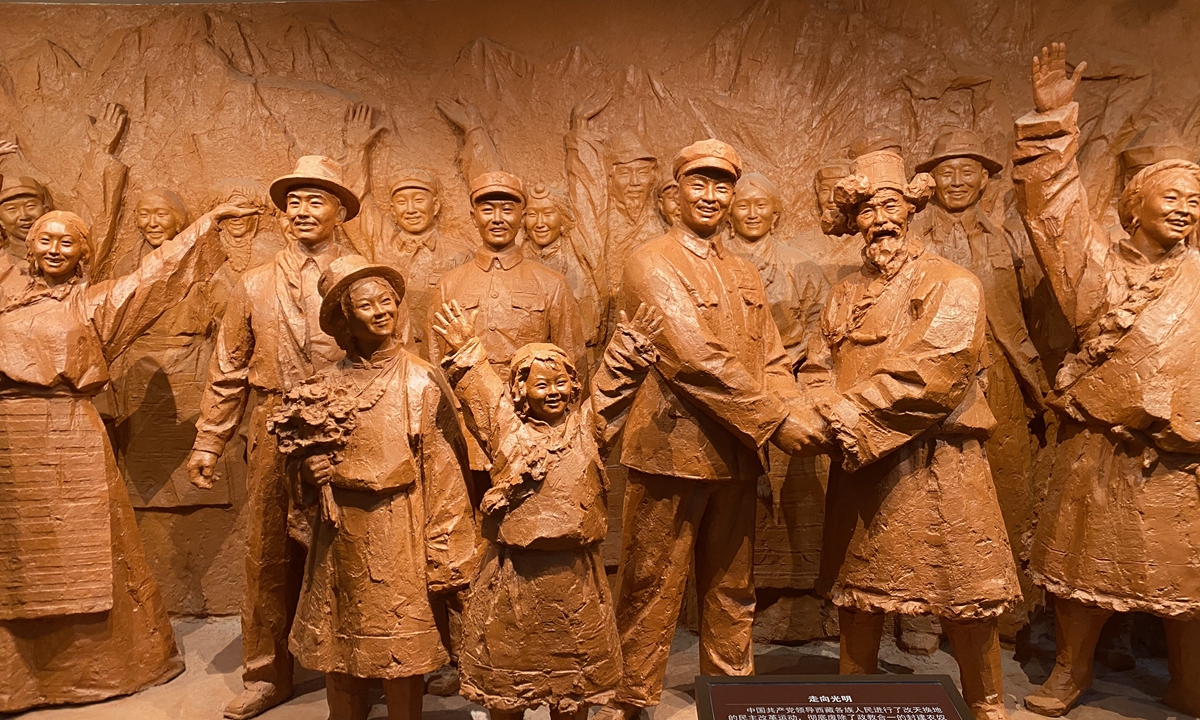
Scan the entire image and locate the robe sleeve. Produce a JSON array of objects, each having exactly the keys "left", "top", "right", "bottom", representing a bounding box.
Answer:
[
  {"left": 589, "top": 322, "right": 655, "bottom": 453},
  {"left": 75, "top": 143, "right": 128, "bottom": 282},
  {"left": 440, "top": 337, "right": 523, "bottom": 461},
  {"left": 807, "top": 272, "right": 989, "bottom": 472},
  {"left": 86, "top": 212, "right": 224, "bottom": 361},
  {"left": 1012, "top": 101, "right": 1110, "bottom": 335},
  {"left": 192, "top": 276, "right": 255, "bottom": 456},
  {"left": 418, "top": 371, "right": 478, "bottom": 592}
]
